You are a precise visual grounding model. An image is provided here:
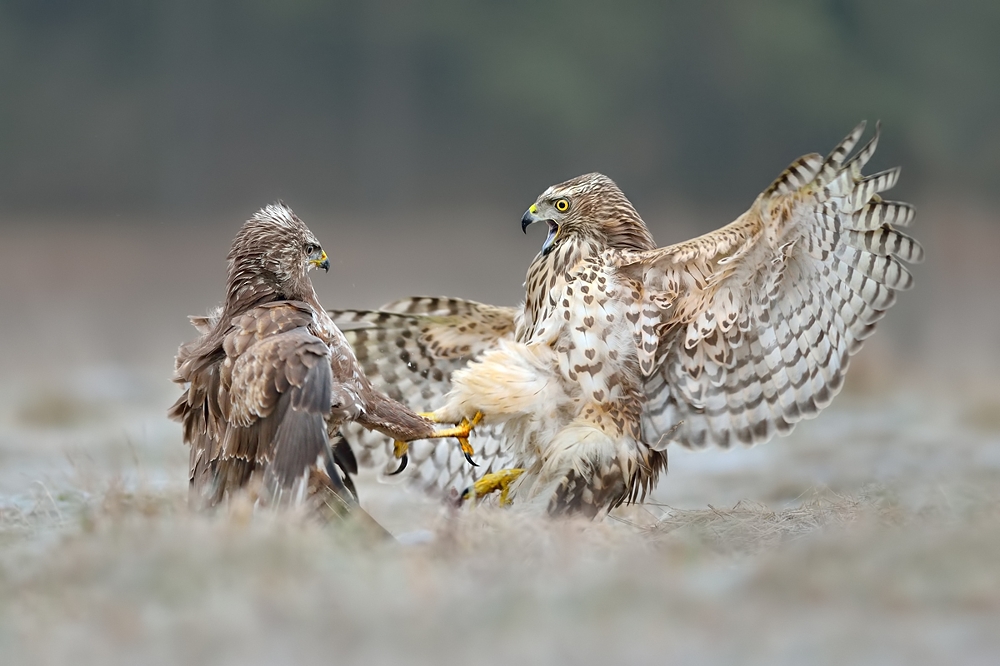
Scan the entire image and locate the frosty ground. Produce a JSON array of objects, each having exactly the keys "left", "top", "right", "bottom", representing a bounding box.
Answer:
[
  {"left": 3, "top": 375, "right": 999, "bottom": 665},
  {"left": 2, "top": 207, "right": 999, "bottom": 665}
]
